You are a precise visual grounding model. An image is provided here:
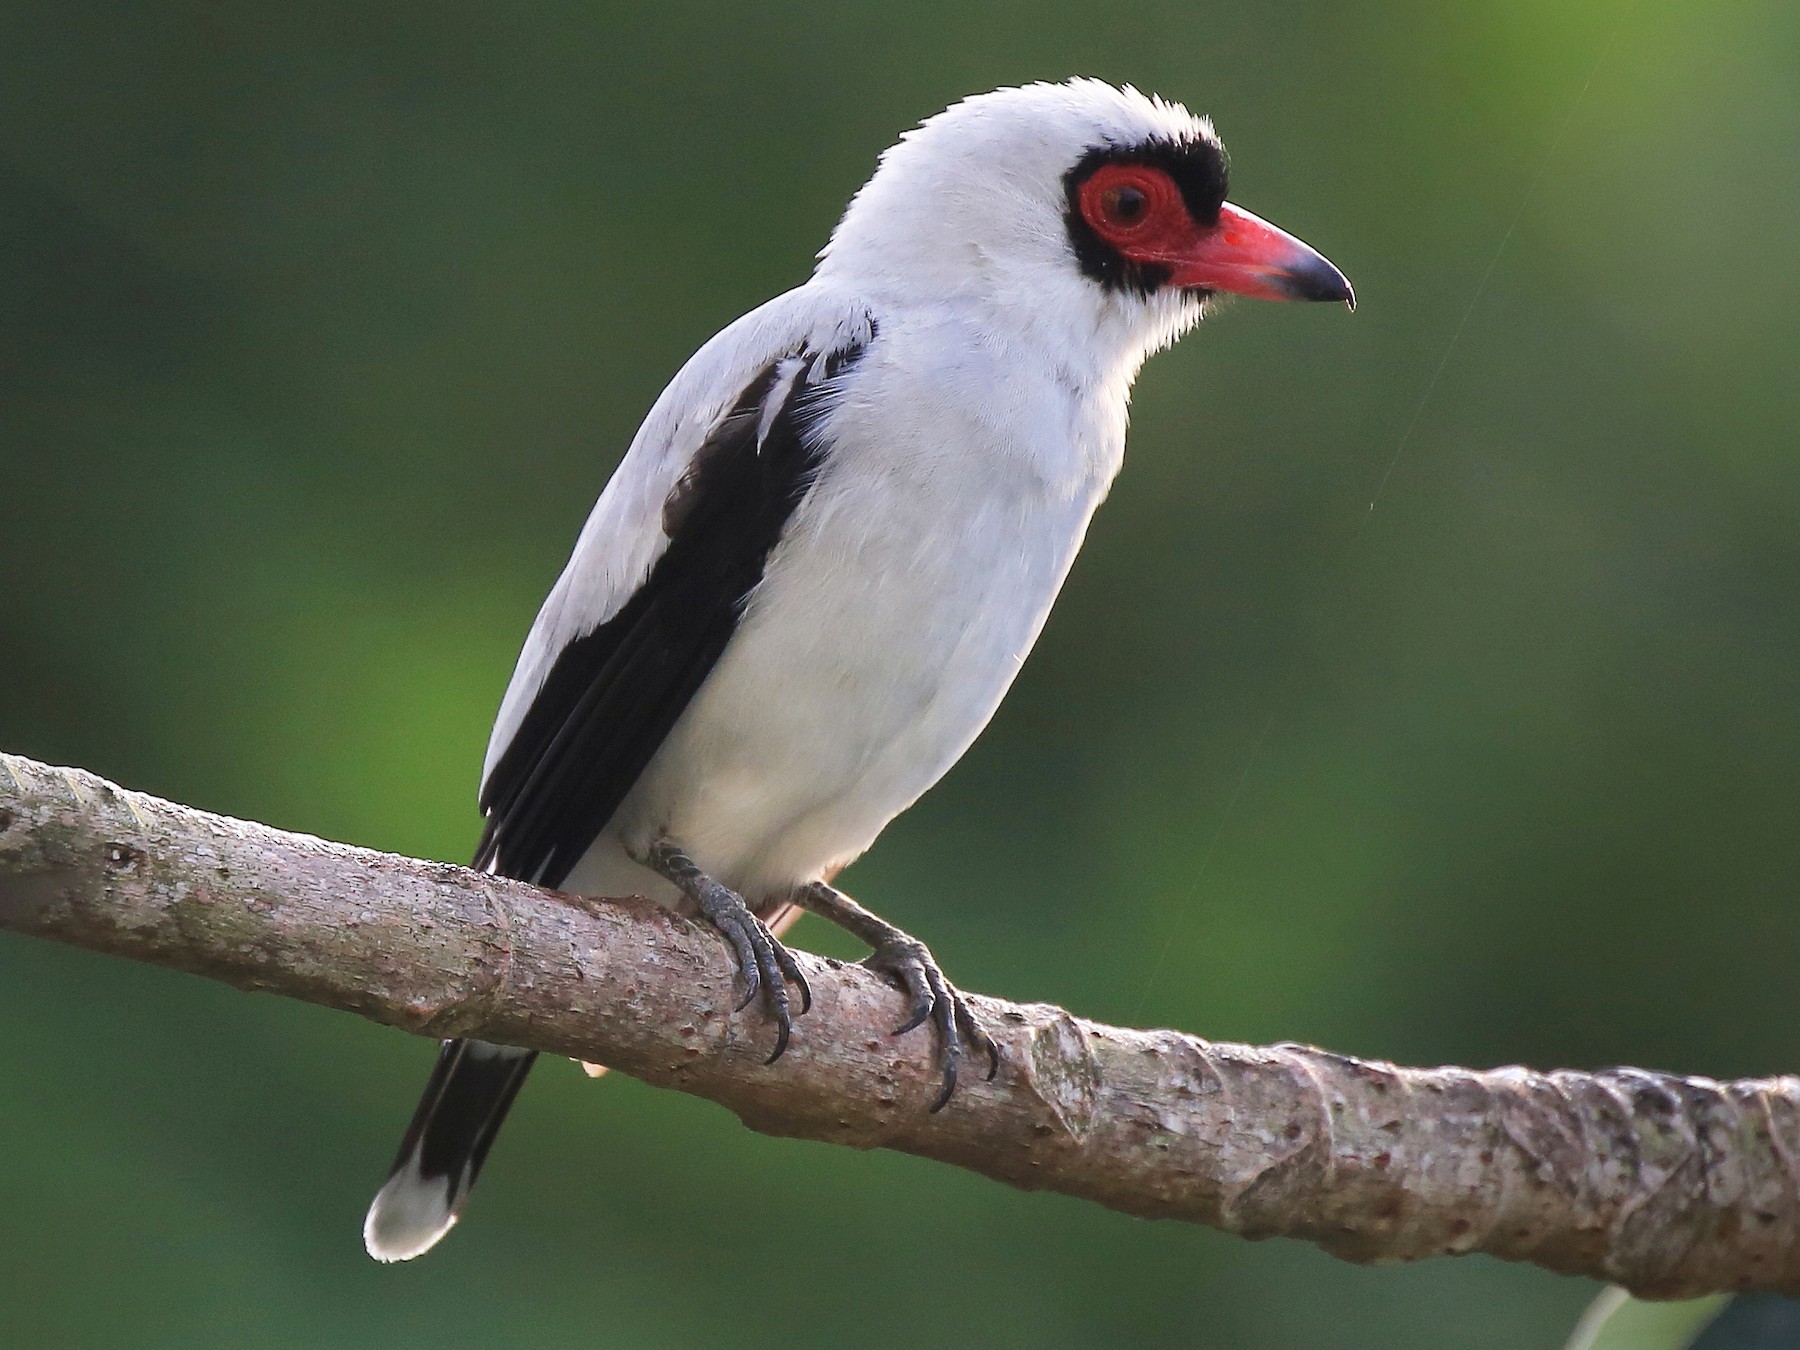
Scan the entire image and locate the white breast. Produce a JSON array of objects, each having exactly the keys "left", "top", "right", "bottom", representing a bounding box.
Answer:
[{"left": 567, "top": 305, "right": 1131, "bottom": 903}]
